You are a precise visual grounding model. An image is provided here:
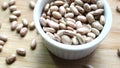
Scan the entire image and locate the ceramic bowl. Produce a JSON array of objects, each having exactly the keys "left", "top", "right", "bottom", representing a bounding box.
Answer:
[{"left": 33, "top": 0, "right": 112, "bottom": 60}]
